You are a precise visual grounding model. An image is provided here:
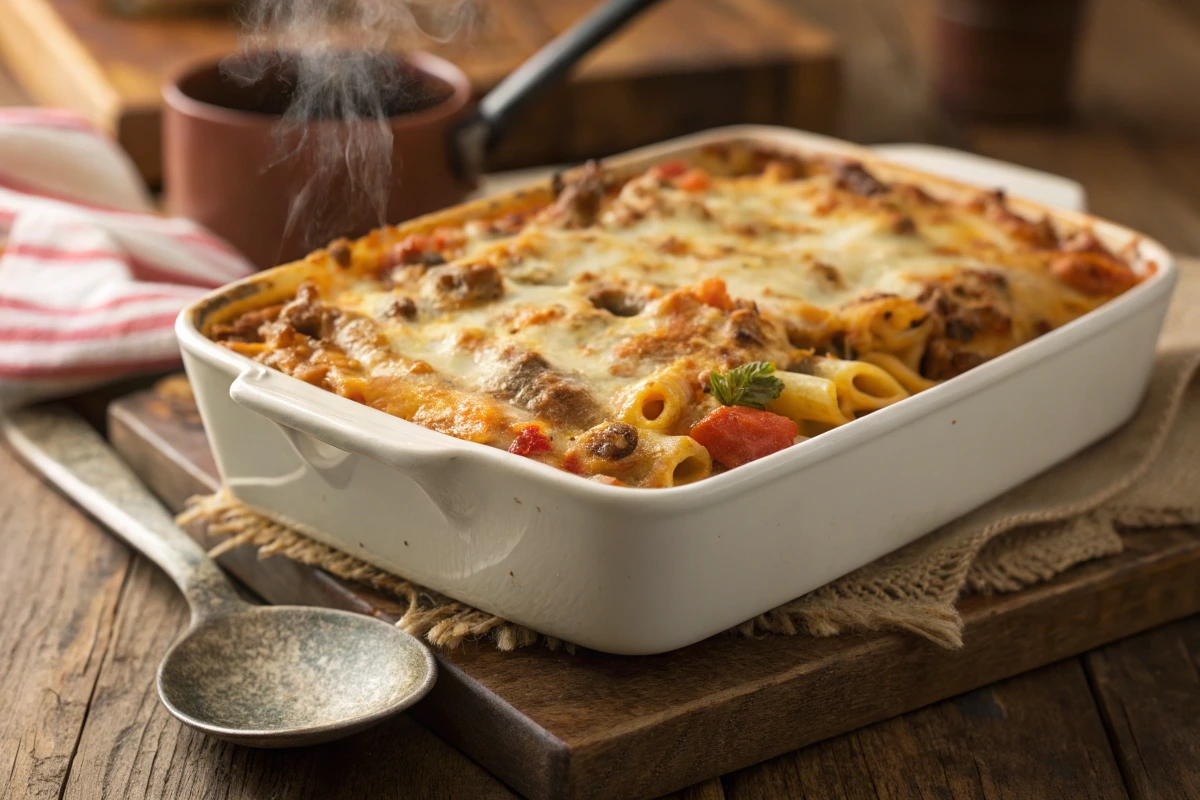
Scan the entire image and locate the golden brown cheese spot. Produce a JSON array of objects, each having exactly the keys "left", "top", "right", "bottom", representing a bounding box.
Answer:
[
  {"left": 501, "top": 304, "right": 568, "bottom": 330},
  {"left": 808, "top": 261, "right": 845, "bottom": 290},
  {"left": 613, "top": 285, "right": 792, "bottom": 375},
  {"left": 979, "top": 192, "right": 1057, "bottom": 249},
  {"left": 657, "top": 235, "right": 690, "bottom": 256},
  {"left": 407, "top": 395, "right": 506, "bottom": 443}
]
